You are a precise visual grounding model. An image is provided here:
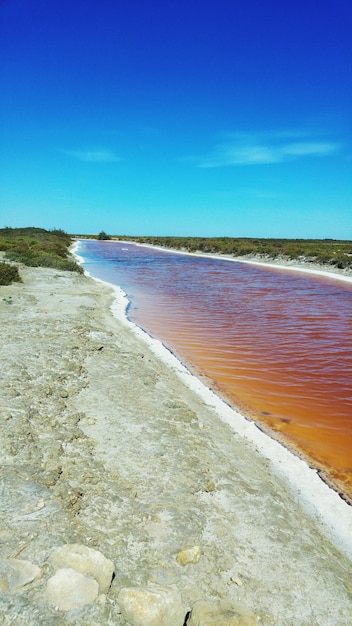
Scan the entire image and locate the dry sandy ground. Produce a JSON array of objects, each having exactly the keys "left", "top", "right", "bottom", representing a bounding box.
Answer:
[{"left": 0, "top": 265, "right": 351, "bottom": 625}]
